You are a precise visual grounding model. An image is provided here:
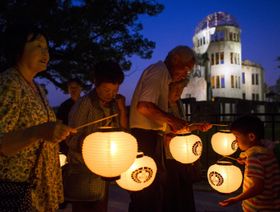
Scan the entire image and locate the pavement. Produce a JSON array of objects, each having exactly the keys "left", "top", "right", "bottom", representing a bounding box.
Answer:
[{"left": 60, "top": 180, "right": 243, "bottom": 212}]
